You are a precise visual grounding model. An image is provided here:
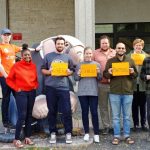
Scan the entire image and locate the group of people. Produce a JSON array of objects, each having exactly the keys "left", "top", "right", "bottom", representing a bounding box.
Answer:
[{"left": 0, "top": 28, "right": 150, "bottom": 148}]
